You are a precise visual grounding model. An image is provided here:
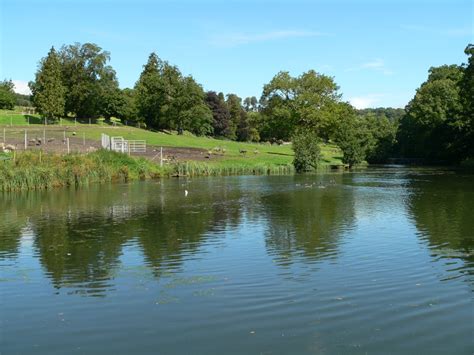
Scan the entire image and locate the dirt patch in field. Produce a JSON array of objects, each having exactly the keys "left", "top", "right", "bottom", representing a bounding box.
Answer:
[
  {"left": 3, "top": 136, "right": 101, "bottom": 154},
  {"left": 140, "top": 146, "right": 223, "bottom": 162}
]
